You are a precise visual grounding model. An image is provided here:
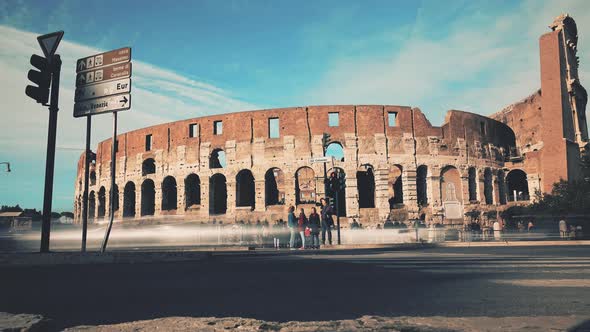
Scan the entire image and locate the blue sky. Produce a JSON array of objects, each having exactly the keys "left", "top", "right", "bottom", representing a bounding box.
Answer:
[{"left": 0, "top": 0, "right": 589, "bottom": 211}]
